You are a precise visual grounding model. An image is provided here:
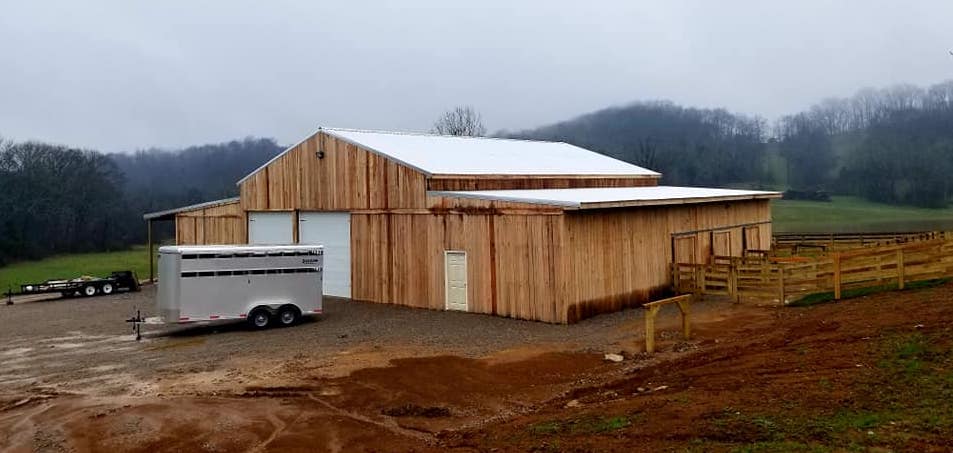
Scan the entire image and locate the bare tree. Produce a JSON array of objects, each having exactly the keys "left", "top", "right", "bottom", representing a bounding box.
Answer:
[{"left": 431, "top": 106, "right": 486, "bottom": 136}]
